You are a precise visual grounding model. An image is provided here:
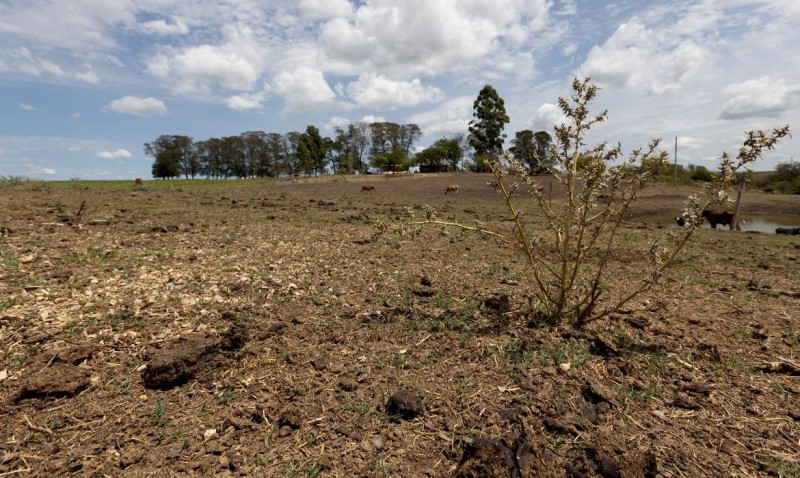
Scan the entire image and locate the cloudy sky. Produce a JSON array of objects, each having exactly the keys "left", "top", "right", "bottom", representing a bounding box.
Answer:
[{"left": 1, "top": 0, "right": 798, "bottom": 180}]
